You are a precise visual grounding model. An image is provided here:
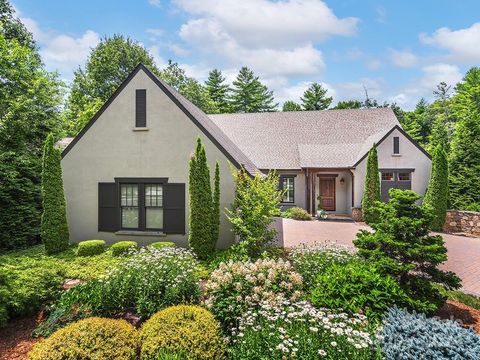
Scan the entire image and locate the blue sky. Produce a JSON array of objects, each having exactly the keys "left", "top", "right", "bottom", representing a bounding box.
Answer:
[{"left": 12, "top": 0, "right": 480, "bottom": 109}]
